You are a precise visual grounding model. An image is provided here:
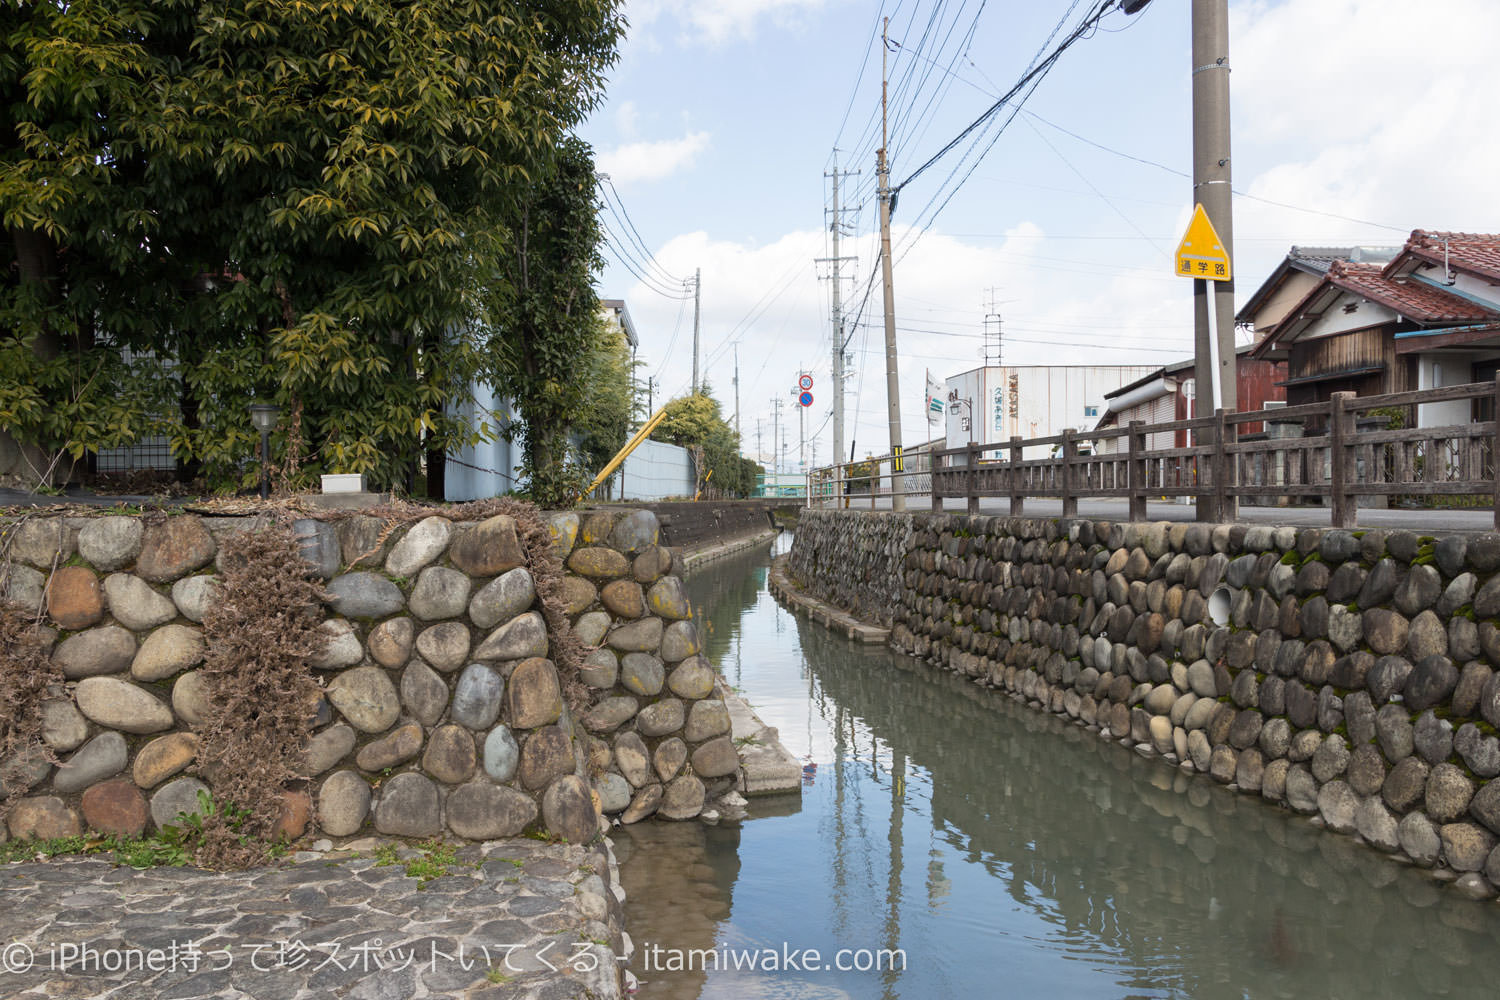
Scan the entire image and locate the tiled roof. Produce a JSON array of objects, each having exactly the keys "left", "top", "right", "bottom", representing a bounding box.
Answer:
[
  {"left": 1401, "top": 230, "right": 1500, "bottom": 283},
  {"left": 1289, "top": 245, "right": 1398, "bottom": 273},
  {"left": 1327, "top": 260, "right": 1496, "bottom": 323}
]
